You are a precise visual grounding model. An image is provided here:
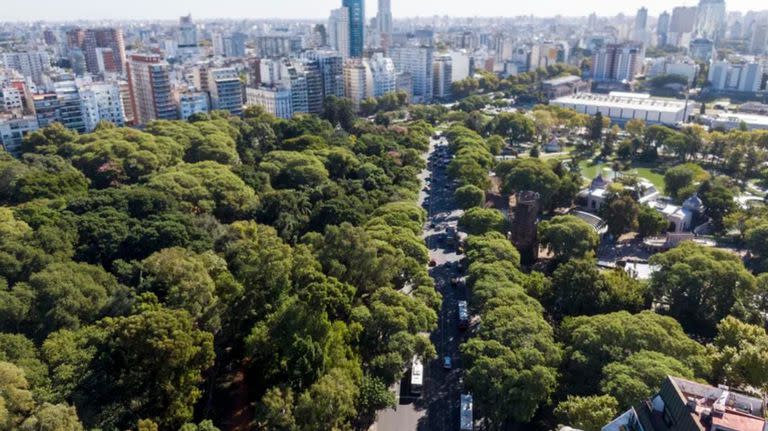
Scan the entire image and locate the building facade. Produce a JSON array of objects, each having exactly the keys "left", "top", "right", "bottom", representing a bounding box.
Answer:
[{"left": 126, "top": 54, "right": 177, "bottom": 125}]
